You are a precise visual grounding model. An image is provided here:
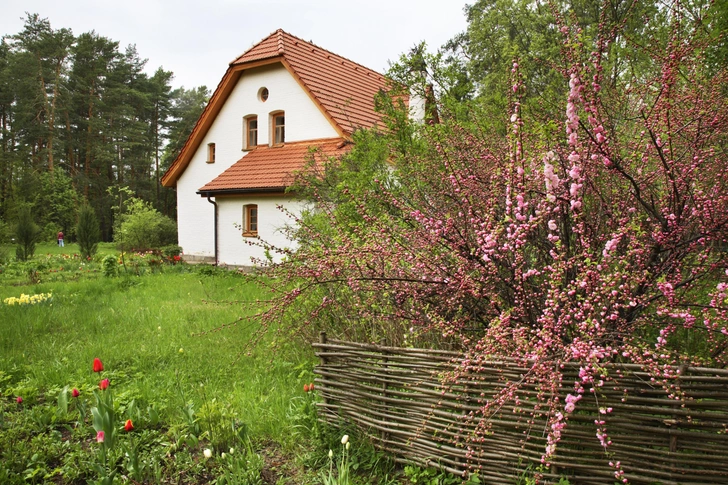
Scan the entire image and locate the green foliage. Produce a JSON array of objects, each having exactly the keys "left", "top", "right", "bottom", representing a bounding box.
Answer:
[
  {"left": 161, "top": 86, "right": 210, "bottom": 172},
  {"left": 76, "top": 205, "right": 101, "bottom": 259},
  {"left": 41, "top": 222, "right": 61, "bottom": 243},
  {"left": 0, "top": 13, "right": 200, "bottom": 242},
  {"left": 14, "top": 205, "right": 40, "bottom": 262},
  {"left": 114, "top": 196, "right": 177, "bottom": 251},
  {"left": 216, "top": 442, "right": 265, "bottom": 485},
  {"left": 101, "top": 255, "right": 117, "bottom": 277},
  {"left": 0, "top": 218, "right": 11, "bottom": 244},
  {"left": 403, "top": 465, "right": 469, "bottom": 485},
  {"left": 36, "top": 171, "right": 79, "bottom": 239},
  {"left": 161, "top": 244, "right": 183, "bottom": 258}
]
